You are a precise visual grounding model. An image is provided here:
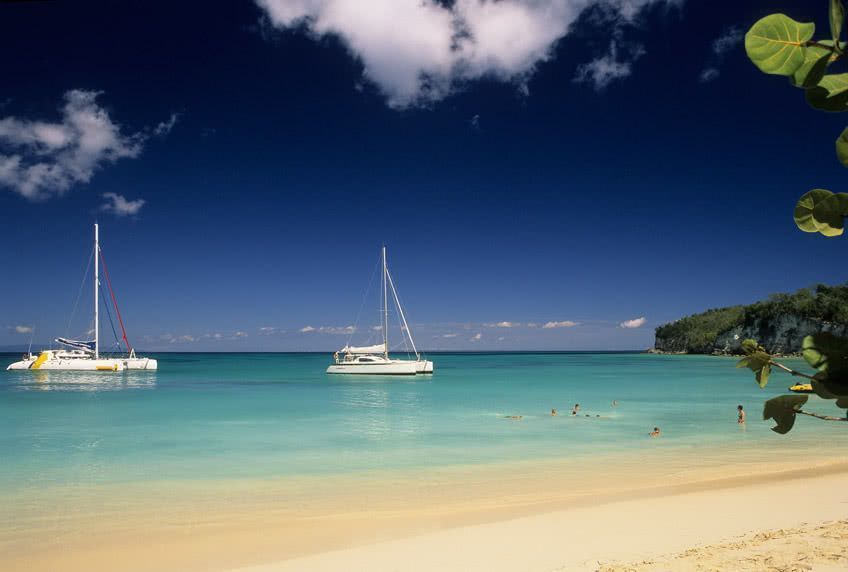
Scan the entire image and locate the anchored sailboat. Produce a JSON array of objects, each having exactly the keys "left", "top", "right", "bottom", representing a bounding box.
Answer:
[
  {"left": 6, "top": 224, "right": 157, "bottom": 372},
  {"left": 327, "top": 247, "right": 433, "bottom": 375}
]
